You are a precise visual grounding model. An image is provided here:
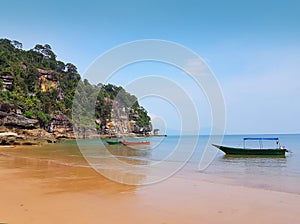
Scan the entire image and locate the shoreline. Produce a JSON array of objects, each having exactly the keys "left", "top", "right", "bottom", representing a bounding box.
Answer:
[
  {"left": 0, "top": 129, "right": 160, "bottom": 146},
  {"left": 1, "top": 150, "right": 300, "bottom": 224}
]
